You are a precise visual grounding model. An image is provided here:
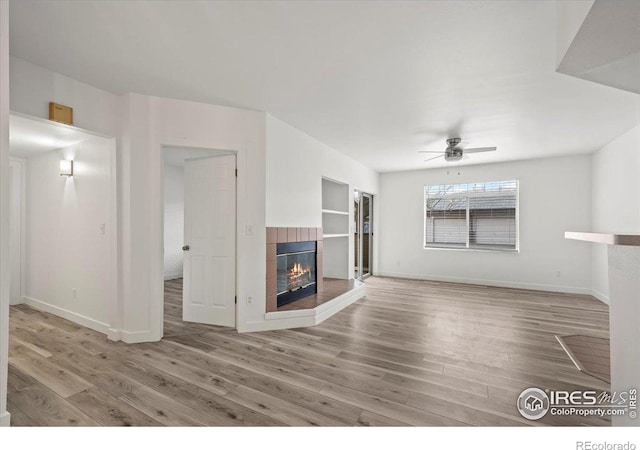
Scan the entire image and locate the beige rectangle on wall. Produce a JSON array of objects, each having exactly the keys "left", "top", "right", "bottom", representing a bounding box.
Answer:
[{"left": 49, "top": 102, "right": 73, "bottom": 125}]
